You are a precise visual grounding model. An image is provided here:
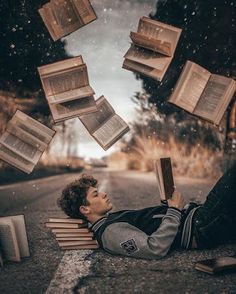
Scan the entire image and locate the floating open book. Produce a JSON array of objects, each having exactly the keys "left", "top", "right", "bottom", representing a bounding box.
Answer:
[
  {"left": 38, "top": 56, "right": 97, "bottom": 123},
  {"left": 45, "top": 217, "right": 98, "bottom": 250},
  {"left": 79, "top": 96, "right": 130, "bottom": 150},
  {"left": 154, "top": 157, "right": 175, "bottom": 201},
  {"left": 0, "top": 215, "right": 30, "bottom": 264},
  {"left": 0, "top": 110, "right": 55, "bottom": 173},
  {"left": 39, "top": 0, "right": 97, "bottom": 41},
  {"left": 123, "top": 16, "right": 182, "bottom": 81},
  {"left": 169, "top": 61, "right": 236, "bottom": 125},
  {"left": 195, "top": 256, "right": 236, "bottom": 274}
]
